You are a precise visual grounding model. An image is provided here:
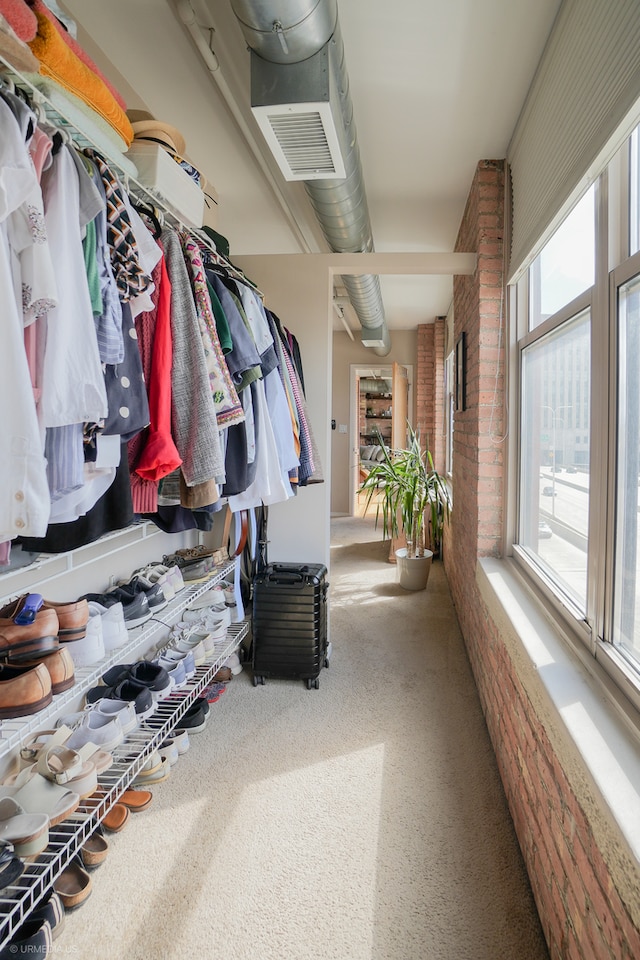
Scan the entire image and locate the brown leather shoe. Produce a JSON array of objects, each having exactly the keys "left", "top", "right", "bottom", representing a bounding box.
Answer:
[
  {"left": 0, "top": 662, "right": 52, "bottom": 719},
  {"left": 0, "top": 598, "right": 59, "bottom": 662},
  {"left": 20, "top": 647, "right": 75, "bottom": 695},
  {"left": 42, "top": 599, "right": 89, "bottom": 642}
]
